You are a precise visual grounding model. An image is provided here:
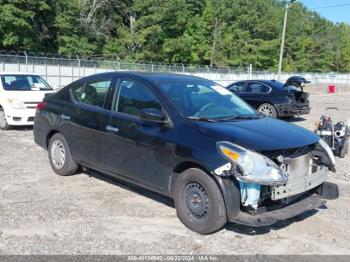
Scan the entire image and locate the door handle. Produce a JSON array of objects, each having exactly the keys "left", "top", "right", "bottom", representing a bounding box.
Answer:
[
  {"left": 106, "top": 125, "right": 119, "bottom": 133},
  {"left": 61, "top": 114, "right": 71, "bottom": 120}
]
